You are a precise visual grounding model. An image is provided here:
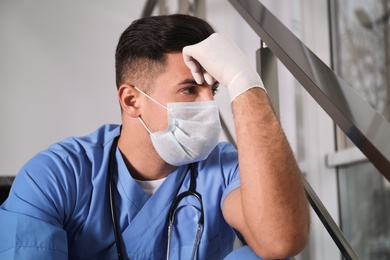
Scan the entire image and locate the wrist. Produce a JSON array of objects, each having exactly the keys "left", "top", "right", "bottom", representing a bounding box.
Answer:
[{"left": 228, "top": 70, "right": 266, "bottom": 101}]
